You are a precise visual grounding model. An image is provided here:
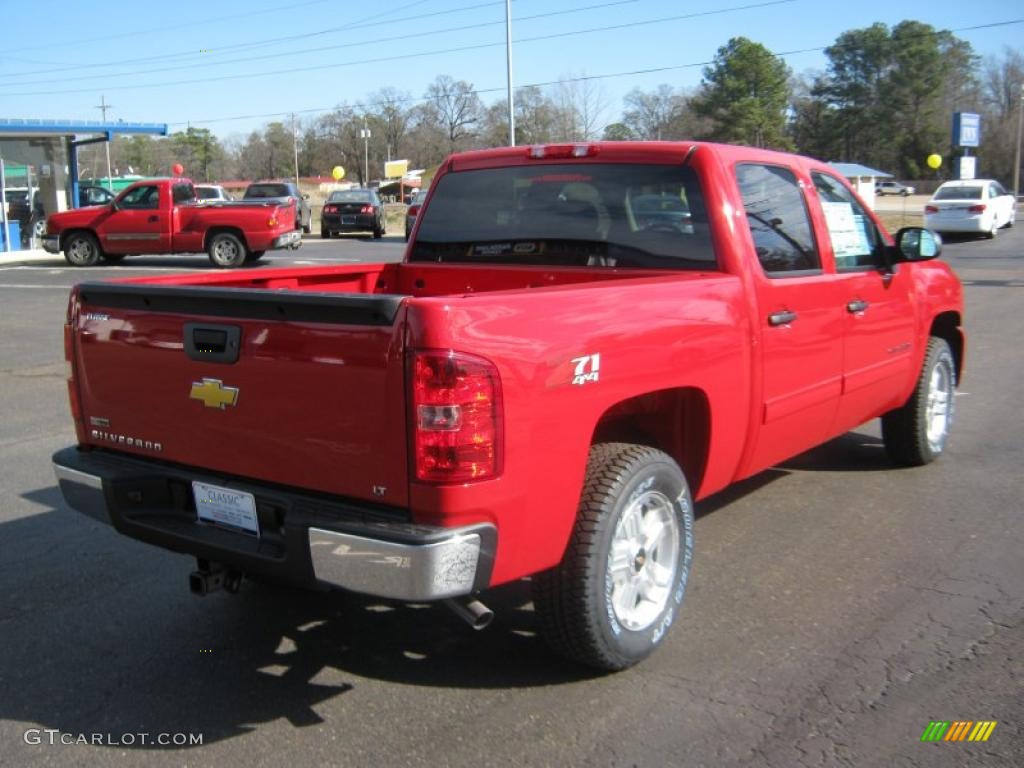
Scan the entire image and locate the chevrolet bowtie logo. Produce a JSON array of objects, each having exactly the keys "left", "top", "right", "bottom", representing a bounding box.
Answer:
[{"left": 189, "top": 378, "right": 239, "bottom": 410}]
